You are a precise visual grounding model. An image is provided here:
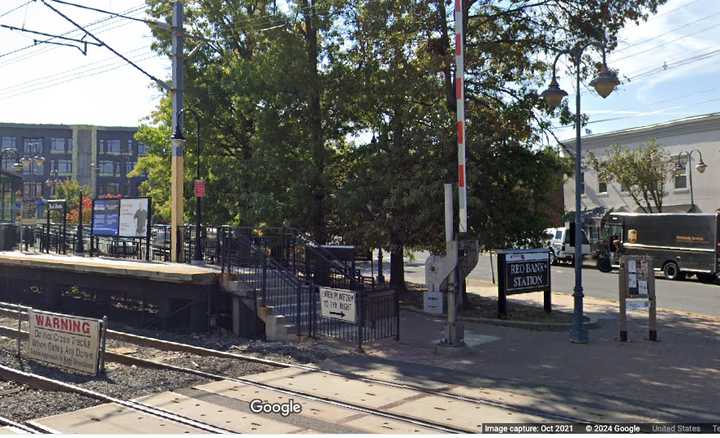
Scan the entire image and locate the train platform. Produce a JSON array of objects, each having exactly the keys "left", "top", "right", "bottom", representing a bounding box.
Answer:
[{"left": 0, "top": 251, "right": 219, "bottom": 284}]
